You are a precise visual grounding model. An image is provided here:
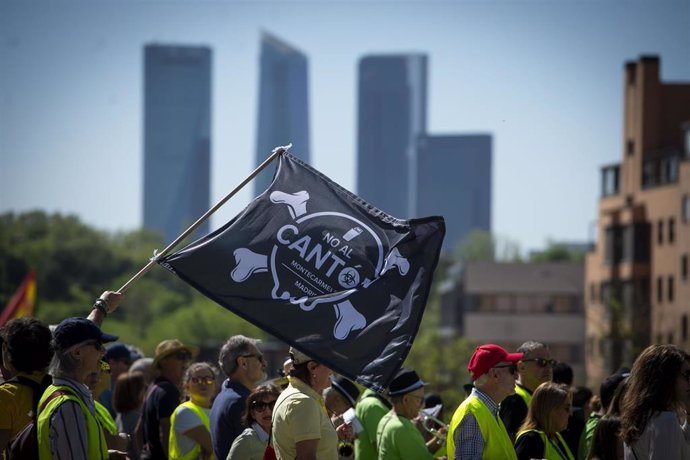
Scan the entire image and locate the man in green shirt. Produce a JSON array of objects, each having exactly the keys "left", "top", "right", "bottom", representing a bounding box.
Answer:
[
  {"left": 376, "top": 368, "right": 445, "bottom": 460},
  {"left": 354, "top": 387, "right": 391, "bottom": 460}
]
